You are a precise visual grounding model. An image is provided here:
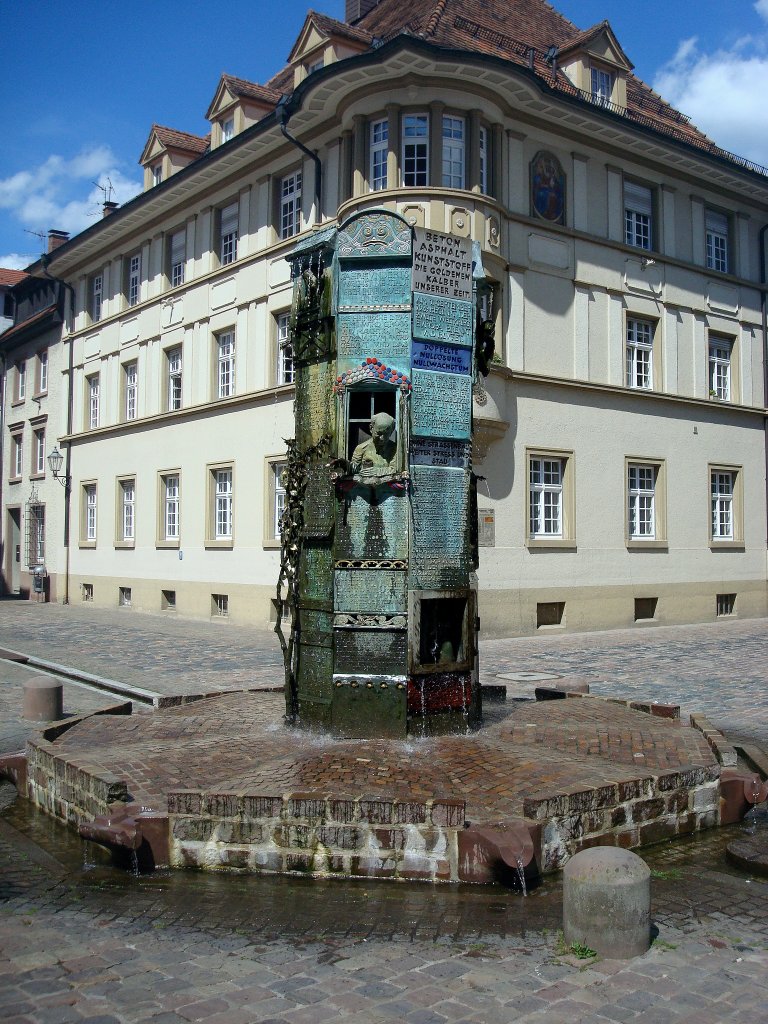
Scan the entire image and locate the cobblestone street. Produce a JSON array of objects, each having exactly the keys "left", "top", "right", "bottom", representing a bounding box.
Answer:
[{"left": 1, "top": 601, "right": 767, "bottom": 1022}]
